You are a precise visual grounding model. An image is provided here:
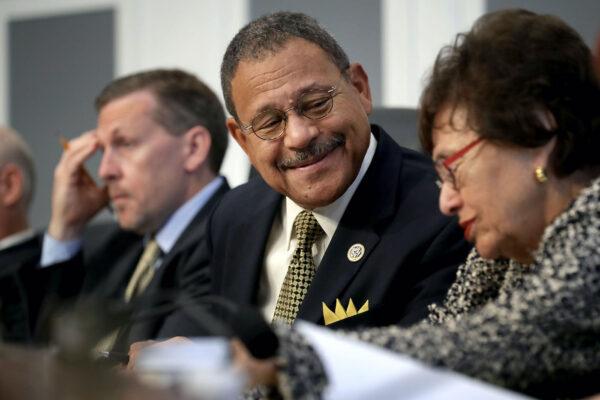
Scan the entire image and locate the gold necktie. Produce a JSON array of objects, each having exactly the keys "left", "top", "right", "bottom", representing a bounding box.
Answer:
[
  {"left": 273, "top": 211, "right": 324, "bottom": 325},
  {"left": 96, "top": 239, "right": 161, "bottom": 354},
  {"left": 124, "top": 239, "right": 161, "bottom": 302}
]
